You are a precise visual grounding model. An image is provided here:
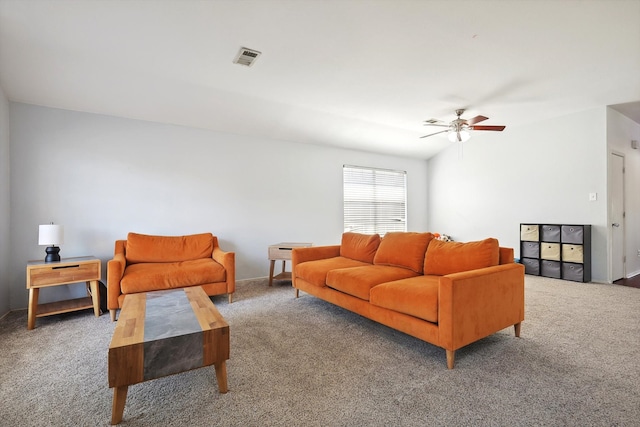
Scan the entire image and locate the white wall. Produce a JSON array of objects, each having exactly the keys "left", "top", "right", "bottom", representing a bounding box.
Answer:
[
  {"left": 8, "top": 103, "right": 428, "bottom": 310},
  {"left": 0, "top": 85, "right": 9, "bottom": 317},
  {"left": 427, "top": 107, "right": 609, "bottom": 283},
  {"left": 607, "top": 108, "right": 640, "bottom": 278}
]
